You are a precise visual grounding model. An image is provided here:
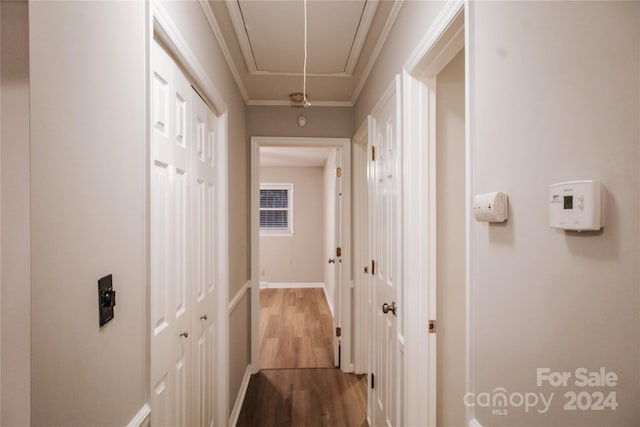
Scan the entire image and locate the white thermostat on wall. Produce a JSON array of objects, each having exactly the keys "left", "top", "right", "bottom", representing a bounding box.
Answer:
[
  {"left": 549, "top": 180, "right": 605, "bottom": 231},
  {"left": 473, "top": 192, "right": 508, "bottom": 223}
]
